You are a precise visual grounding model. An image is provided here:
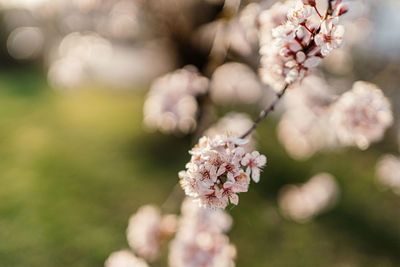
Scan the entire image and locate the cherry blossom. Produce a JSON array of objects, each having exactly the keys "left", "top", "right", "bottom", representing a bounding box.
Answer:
[
  {"left": 143, "top": 66, "right": 209, "bottom": 134},
  {"left": 241, "top": 151, "right": 267, "bottom": 183},
  {"left": 105, "top": 250, "right": 149, "bottom": 267},
  {"left": 287, "top": 1, "right": 313, "bottom": 25},
  {"left": 126, "top": 205, "right": 176, "bottom": 261},
  {"left": 315, "top": 19, "right": 345, "bottom": 56},
  {"left": 331, "top": 81, "right": 393, "bottom": 150},
  {"left": 179, "top": 135, "right": 267, "bottom": 209},
  {"left": 376, "top": 154, "right": 400, "bottom": 195},
  {"left": 258, "top": 0, "right": 348, "bottom": 91},
  {"left": 169, "top": 198, "right": 236, "bottom": 267},
  {"left": 278, "top": 173, "right": 339, "bottom": 223}
]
